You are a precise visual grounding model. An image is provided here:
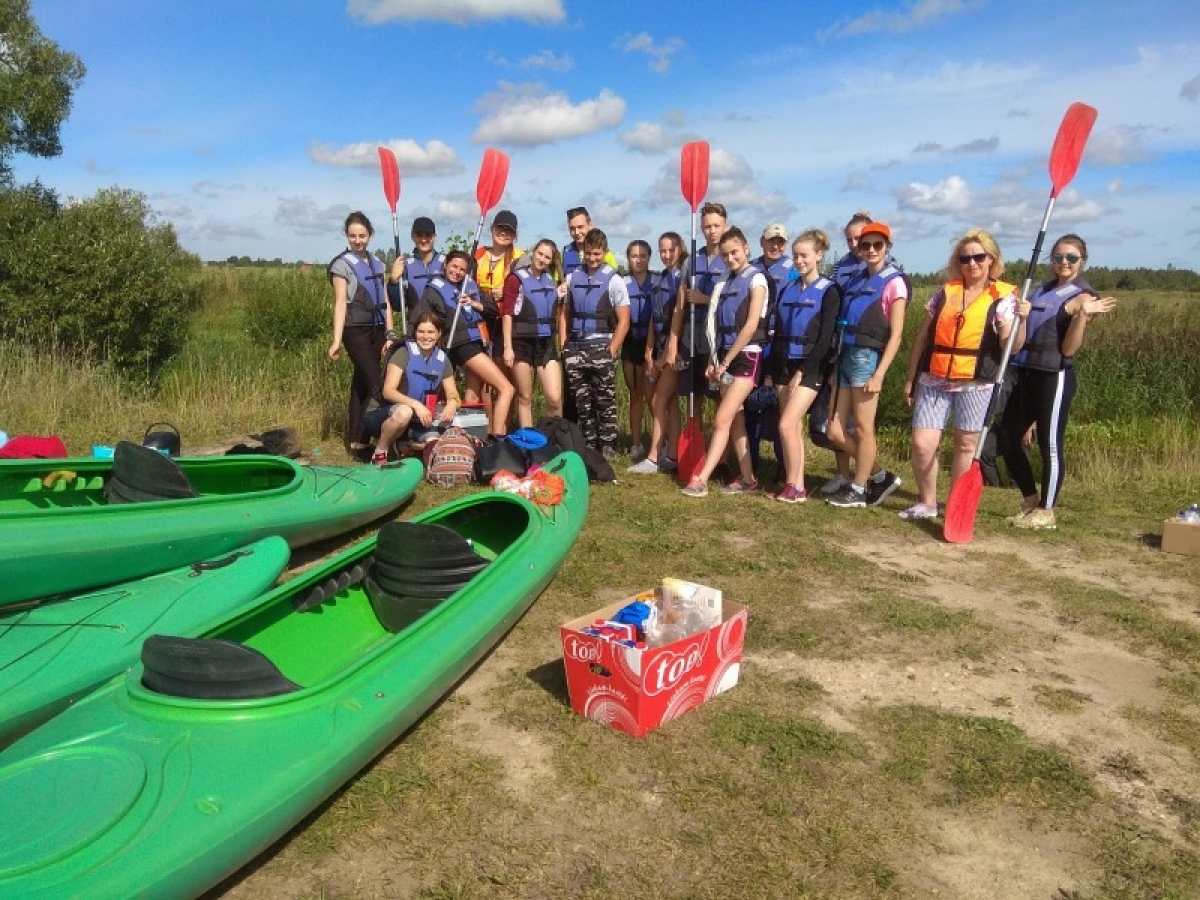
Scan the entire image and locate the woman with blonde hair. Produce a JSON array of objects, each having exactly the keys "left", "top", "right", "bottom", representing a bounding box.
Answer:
[{"left": 900, "top": 228, "right": 1030, "bottom": 520}]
